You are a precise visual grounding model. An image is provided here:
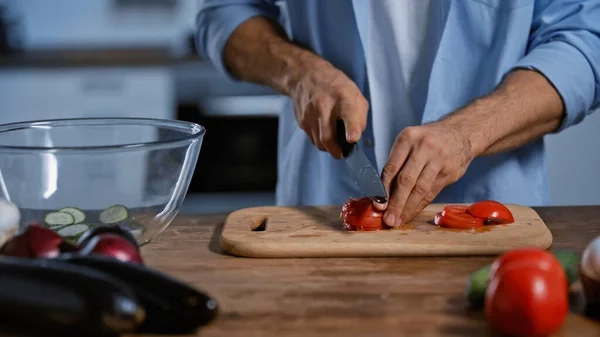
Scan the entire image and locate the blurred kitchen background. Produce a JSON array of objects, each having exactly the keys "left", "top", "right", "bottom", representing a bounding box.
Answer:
[{"left": 0, "top": 0, "right": 598, "bottom": 214}]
